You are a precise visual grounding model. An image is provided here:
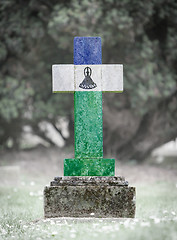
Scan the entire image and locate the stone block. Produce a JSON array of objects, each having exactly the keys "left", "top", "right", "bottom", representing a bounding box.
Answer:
[
  {"left": 44, "top": 176, "right": 136, "bottom": 218},
  {"left": 64, "top": 158, "right": 115, "bottom": 176}
]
